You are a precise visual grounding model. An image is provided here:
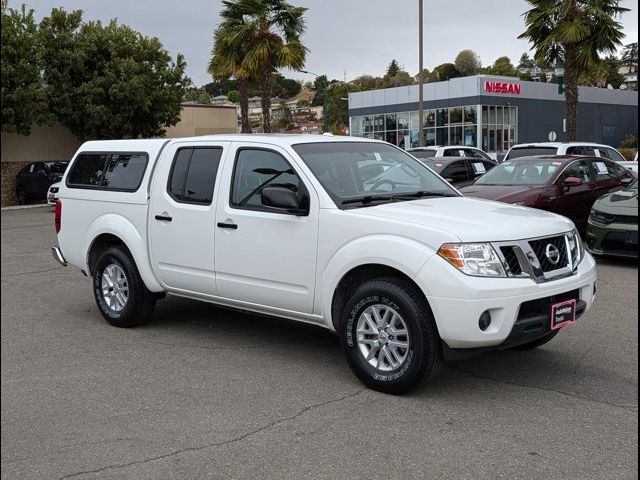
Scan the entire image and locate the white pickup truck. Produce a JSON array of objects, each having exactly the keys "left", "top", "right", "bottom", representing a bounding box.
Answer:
[{"left": 52, "top": 135, "right": 597, "bottom": 394}]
